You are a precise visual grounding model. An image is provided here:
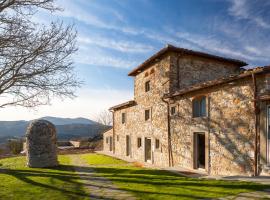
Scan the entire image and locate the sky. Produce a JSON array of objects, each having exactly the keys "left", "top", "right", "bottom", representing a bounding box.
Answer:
[{"left": 0, "top": 0, "right": 270, "bottom": 121}]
